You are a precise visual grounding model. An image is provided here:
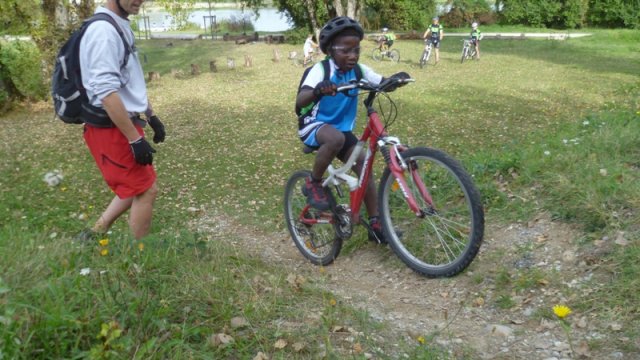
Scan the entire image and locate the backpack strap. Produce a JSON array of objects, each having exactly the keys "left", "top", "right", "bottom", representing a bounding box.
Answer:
[
  {"left": 82, "top": 13, "right": 132, "bottom": 69},
  {"left": 354, "top": 63, "right": 363, "bottom": 82}
]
